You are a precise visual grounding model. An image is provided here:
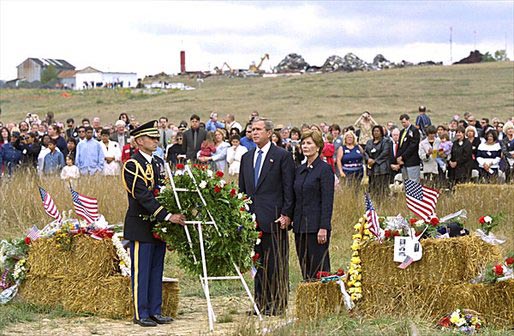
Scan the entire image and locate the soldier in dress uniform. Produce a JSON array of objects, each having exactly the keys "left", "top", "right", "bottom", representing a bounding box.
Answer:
[{"left": 122, "top": 120, "right": 186, "bottom": 327}]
